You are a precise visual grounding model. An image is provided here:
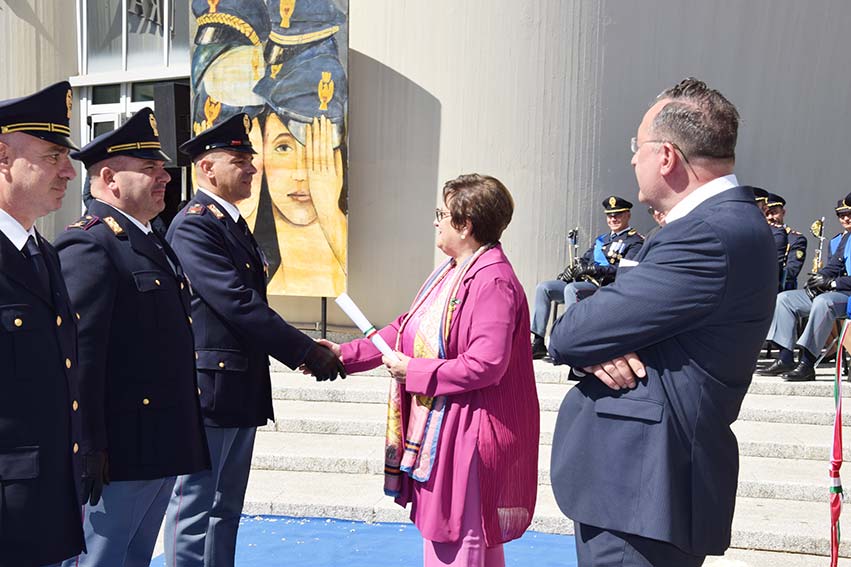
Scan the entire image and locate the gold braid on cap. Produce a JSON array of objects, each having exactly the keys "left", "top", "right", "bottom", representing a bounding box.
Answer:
[{"left": 196, "top": 13, "right": 261, "bottom": 46}]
